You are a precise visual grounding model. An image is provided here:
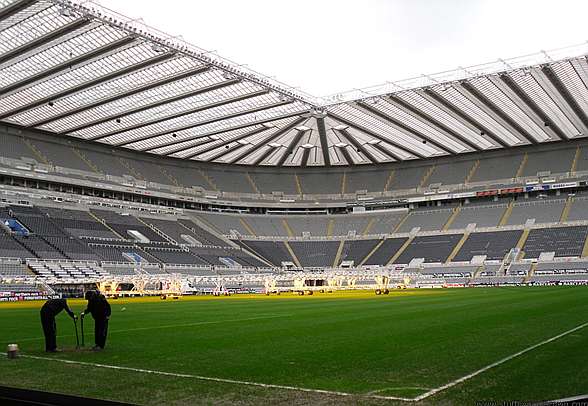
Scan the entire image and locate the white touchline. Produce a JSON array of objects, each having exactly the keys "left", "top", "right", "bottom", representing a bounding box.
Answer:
[
  {"left": 2, "top": 352, "right": 414, "bottom": 402},
  {"left": 5, "top": 314, "right": 290, "bottom": 343}
]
